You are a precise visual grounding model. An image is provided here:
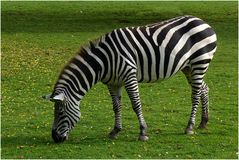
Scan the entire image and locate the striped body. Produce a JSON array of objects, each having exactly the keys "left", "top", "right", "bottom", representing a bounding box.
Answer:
[
  {"left": 48, "top": 15, "right": 217, "bottom": 143},
  {"left": 90, "top": 15, "right": 216, "bottom": 85}
]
